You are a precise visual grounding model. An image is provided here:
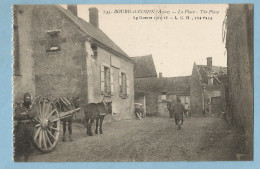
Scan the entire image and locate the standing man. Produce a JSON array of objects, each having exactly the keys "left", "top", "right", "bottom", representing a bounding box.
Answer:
[
  {"left": 171, "top": 97, "right": 185, "bottom": 130},
  {"left": 14, "top": 92, "right": 35, "bottom": 161},
  {"left": 184, "top": 102, "right": 190, "bottom": 117}
]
